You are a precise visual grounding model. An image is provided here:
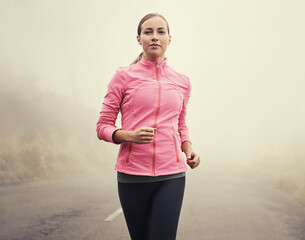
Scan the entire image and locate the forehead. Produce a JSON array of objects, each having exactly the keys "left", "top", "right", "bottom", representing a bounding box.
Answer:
[{"left": 141, "top": 16, "right": 167, "bottom": 30}]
